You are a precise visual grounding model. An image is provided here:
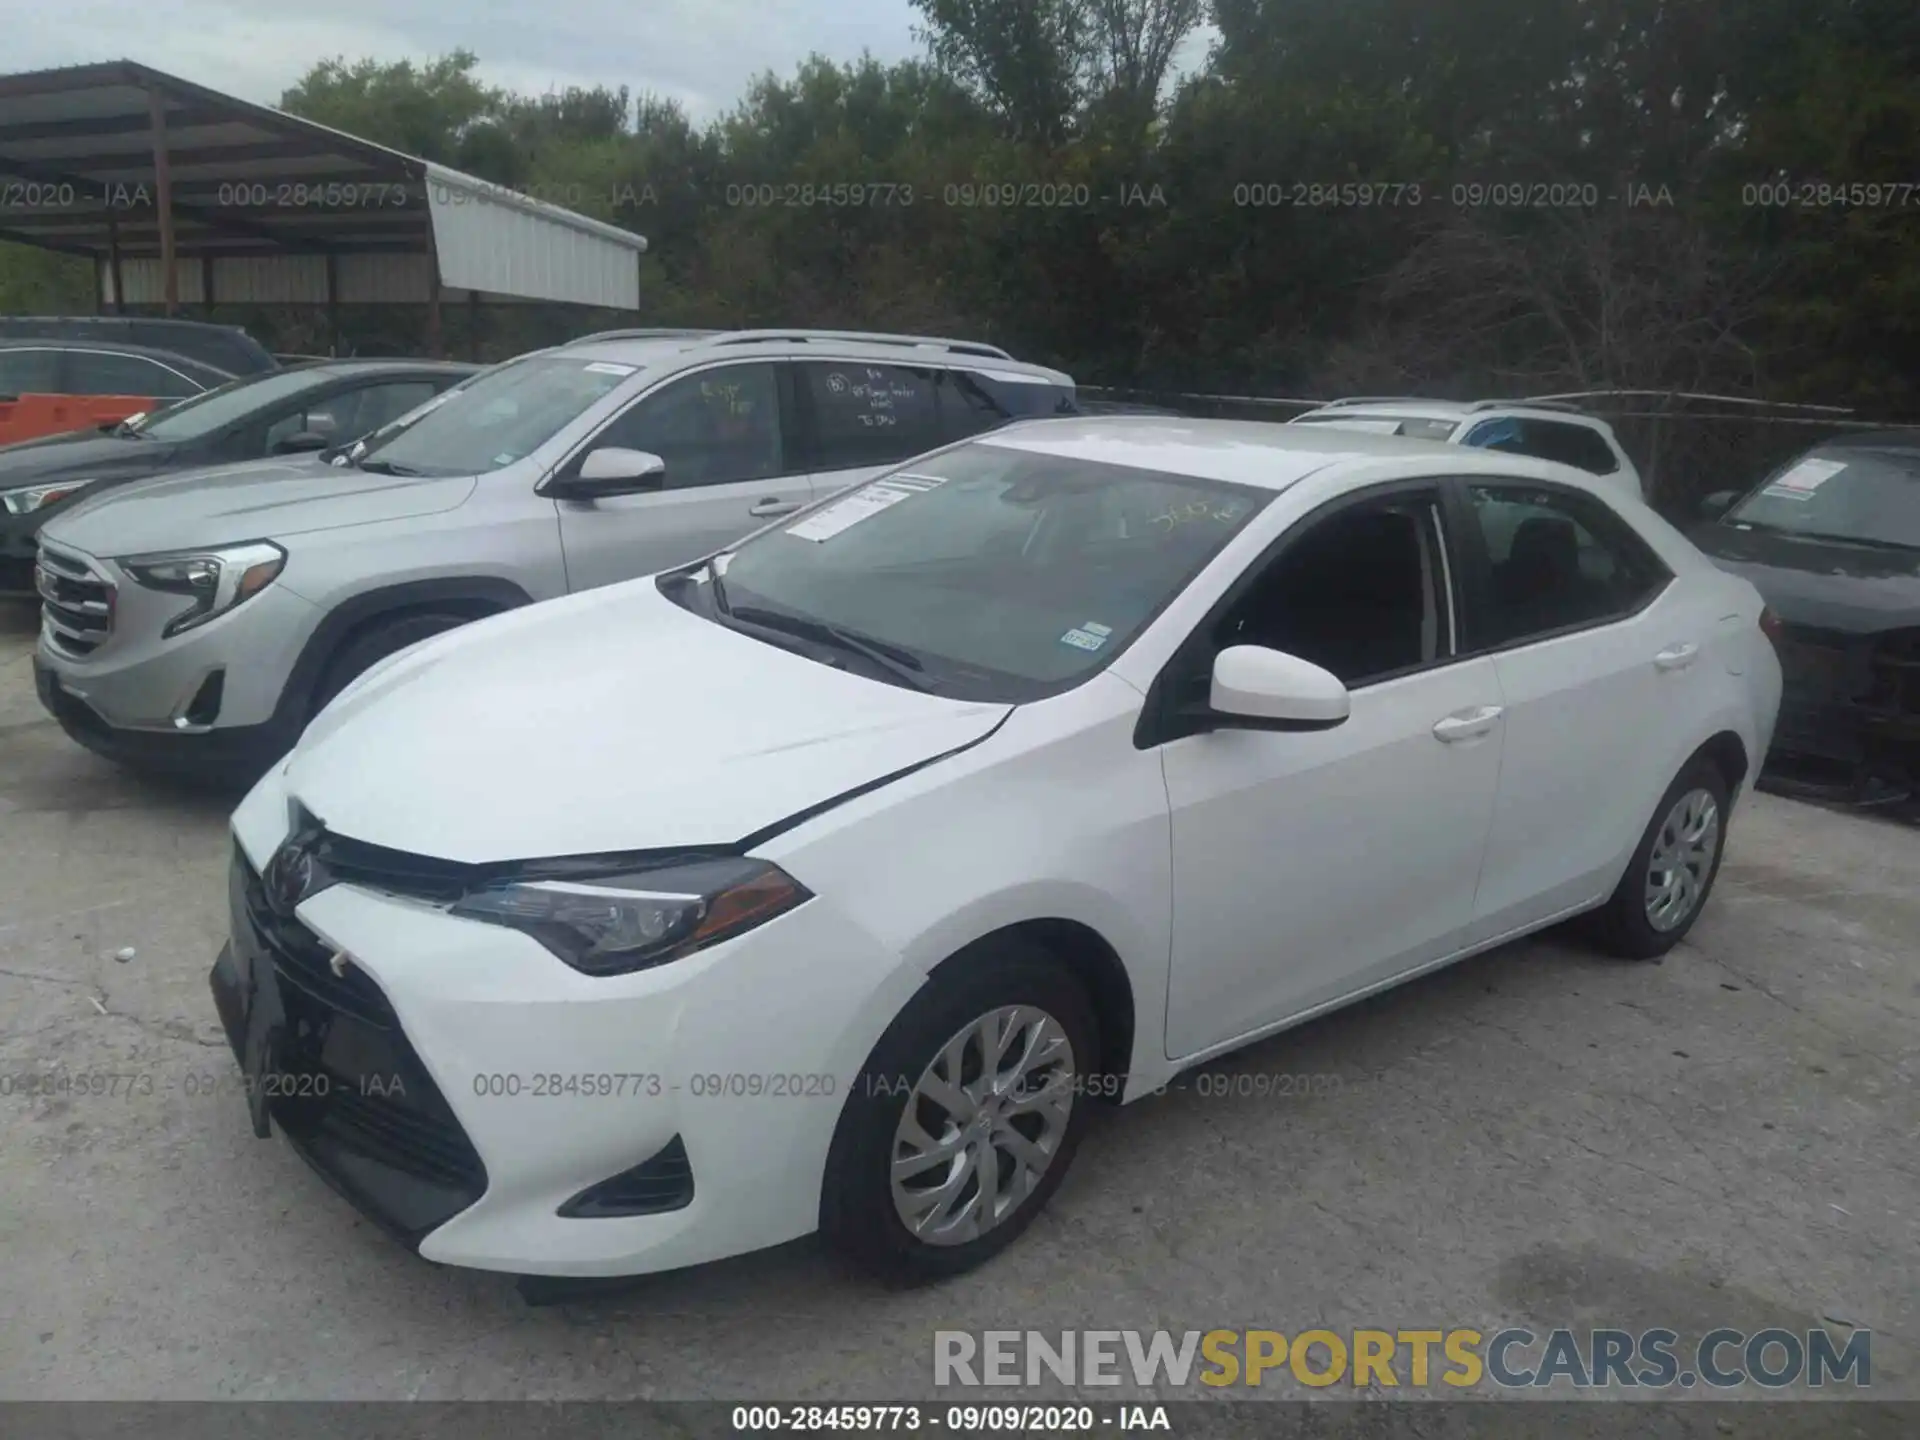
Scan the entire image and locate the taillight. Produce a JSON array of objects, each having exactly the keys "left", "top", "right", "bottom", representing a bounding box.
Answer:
[{"left": 1759, "top": 606, "right": 1784, "bottom": 641}]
